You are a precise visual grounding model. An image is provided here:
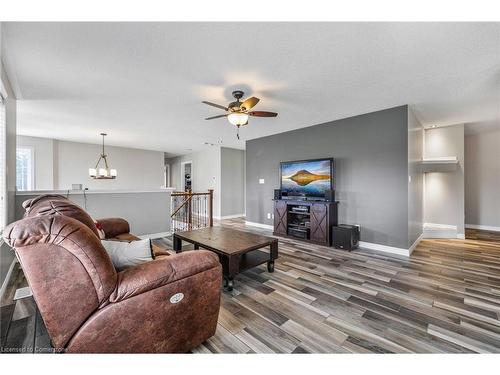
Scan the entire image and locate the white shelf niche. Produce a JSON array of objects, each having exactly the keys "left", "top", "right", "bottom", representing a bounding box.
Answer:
[{"left": 421, "top": 156, "right": 459, "bottom": 173}]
